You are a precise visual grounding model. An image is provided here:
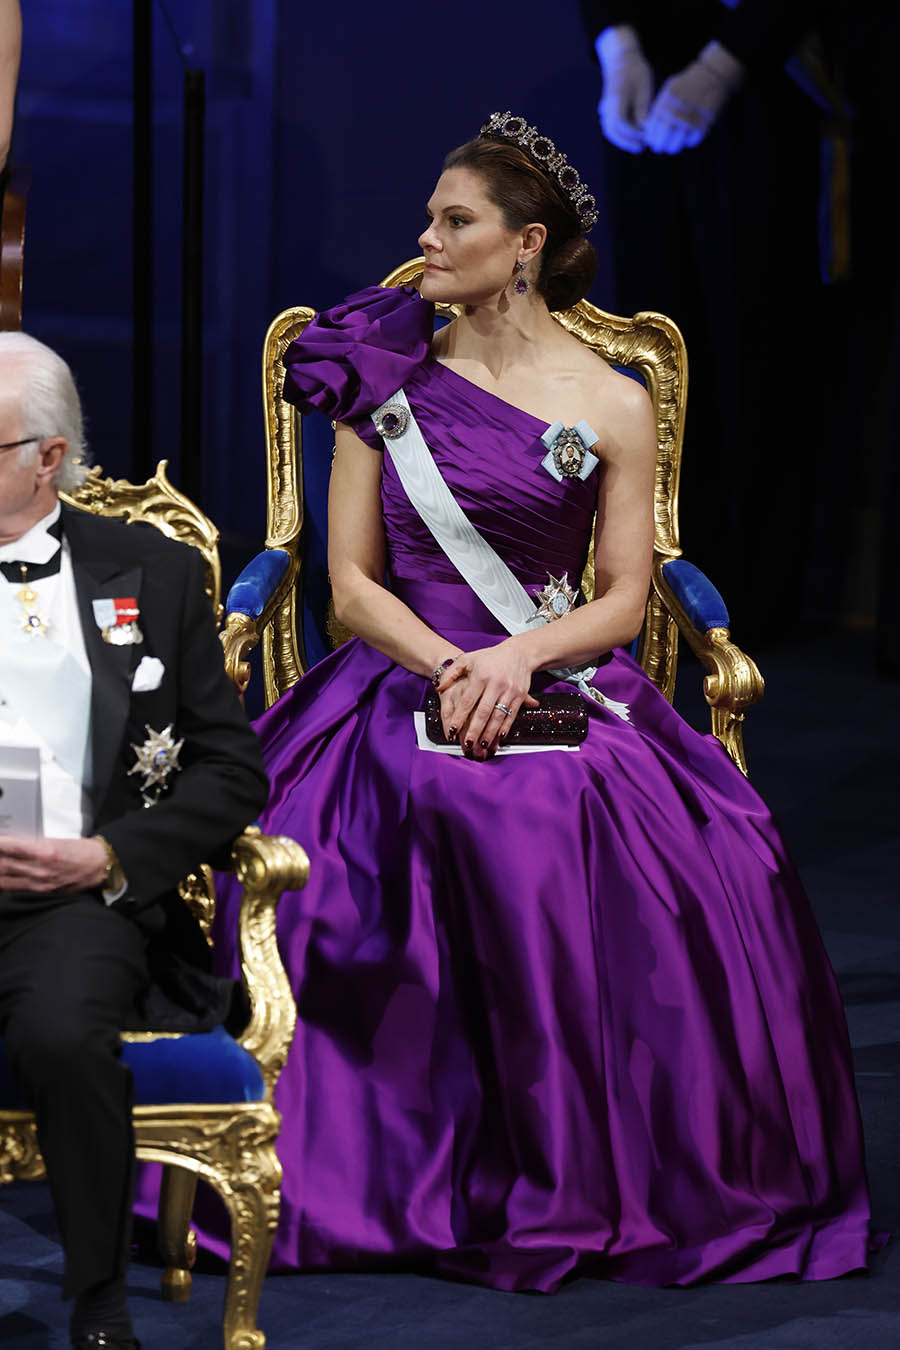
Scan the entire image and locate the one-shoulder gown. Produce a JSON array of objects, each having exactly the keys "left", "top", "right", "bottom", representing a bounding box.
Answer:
[{"left": 208, "top": 286, "right": 876, "bottom": 1292}]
